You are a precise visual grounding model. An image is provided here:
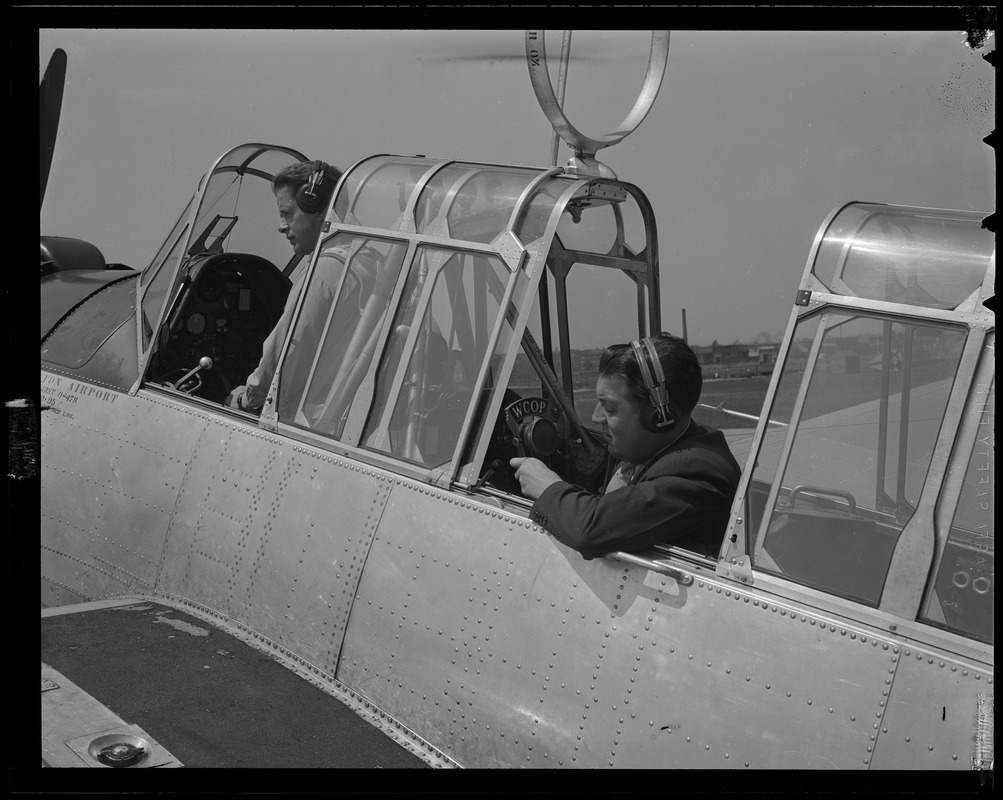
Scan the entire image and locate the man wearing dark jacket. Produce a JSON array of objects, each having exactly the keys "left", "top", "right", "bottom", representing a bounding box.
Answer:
[{"left": 511, "top": 333, "right": 741, "bottom": 559}]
